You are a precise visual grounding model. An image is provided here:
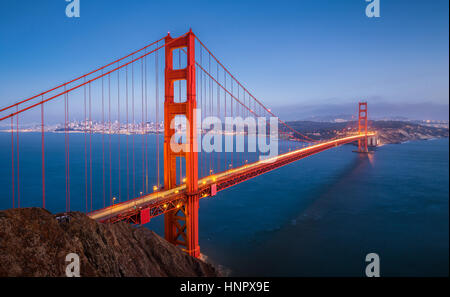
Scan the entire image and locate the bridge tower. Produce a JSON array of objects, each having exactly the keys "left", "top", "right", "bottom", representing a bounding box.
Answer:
[
  {"left": 163, "top": 30, "right": 200, "bottom": 258},
  {"left": 357, "top": 102, "right": 369, "bottom": 153}
]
